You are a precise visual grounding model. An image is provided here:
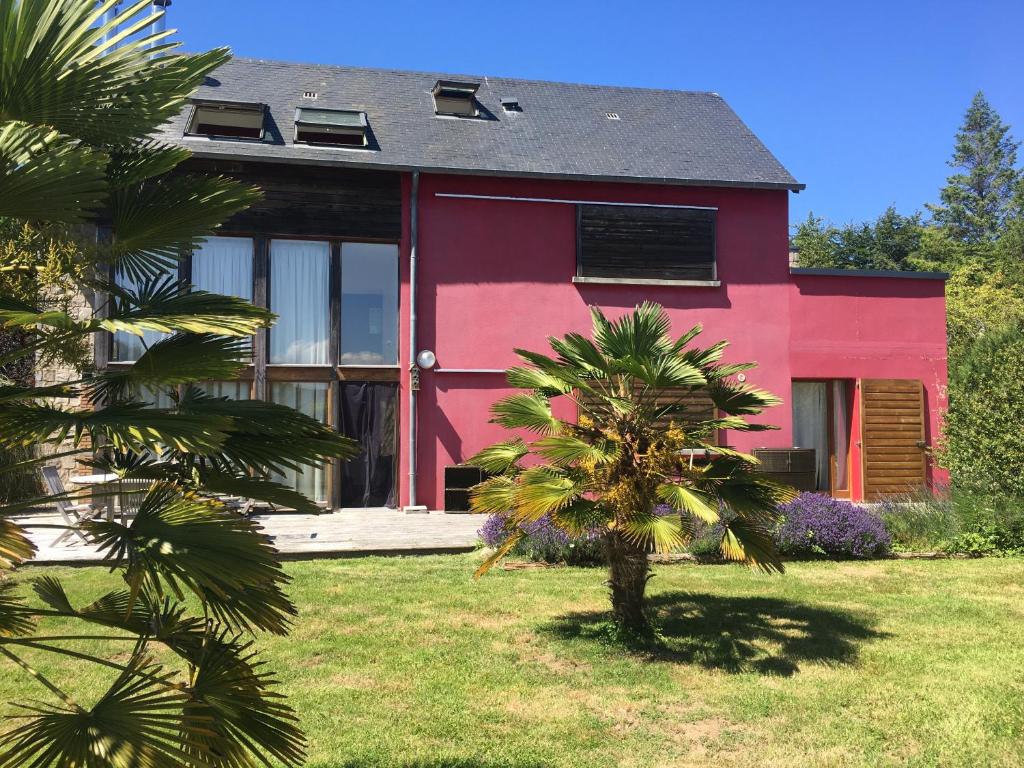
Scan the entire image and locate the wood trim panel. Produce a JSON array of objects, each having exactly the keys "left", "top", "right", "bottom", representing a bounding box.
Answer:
[{"left": 859, "top": 378, "right": 926, "bottom": 500}]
